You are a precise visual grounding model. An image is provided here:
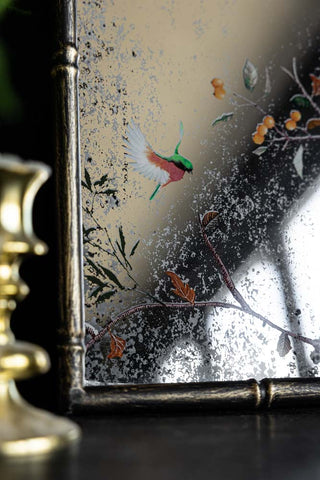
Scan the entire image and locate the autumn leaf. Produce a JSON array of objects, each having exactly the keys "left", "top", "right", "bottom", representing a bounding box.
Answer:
[
  {"left": 166, "top": 271, "right": 195, "bottom": 306},
  {"left": 277, "top": 332, "right": 292, "bottom": 357},
  {"left": 310, "top": 74, "right": 320, "bottom": 96},
  {"left": 201, "top": 211, "right": 219, "bottom": 229},
  {"left": 306, "top": 118, "right": 320, "bottom": 130},
  {"left": 108, "top": 331, "right": 126, "bottom": 359}
]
